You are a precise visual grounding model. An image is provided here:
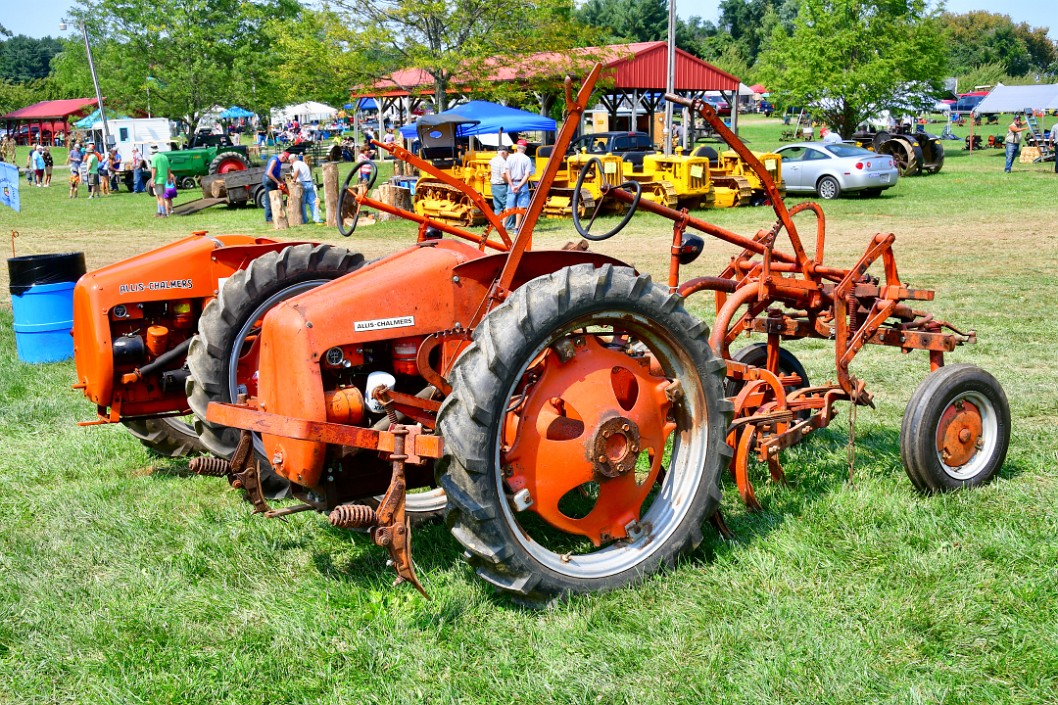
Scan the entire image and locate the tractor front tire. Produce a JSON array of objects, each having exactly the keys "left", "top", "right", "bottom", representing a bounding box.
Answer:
[
  {"left": 438, "top": 264, "right": 732, "bottom": 605},
  {"left": 186, "top": 244, "right": 365, "bottom": 498},
  {"left": 122, "top": 417, "right": 205, "bottom": 457}
]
